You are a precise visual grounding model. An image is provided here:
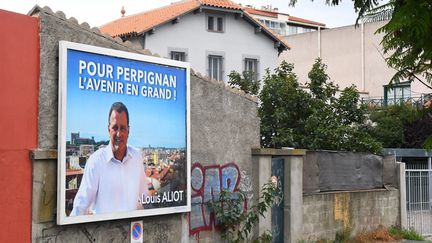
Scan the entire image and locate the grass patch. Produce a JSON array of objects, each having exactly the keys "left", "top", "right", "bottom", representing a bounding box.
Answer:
[{"left": 388, "top": 225, "right": 425, "bottom": 241}]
